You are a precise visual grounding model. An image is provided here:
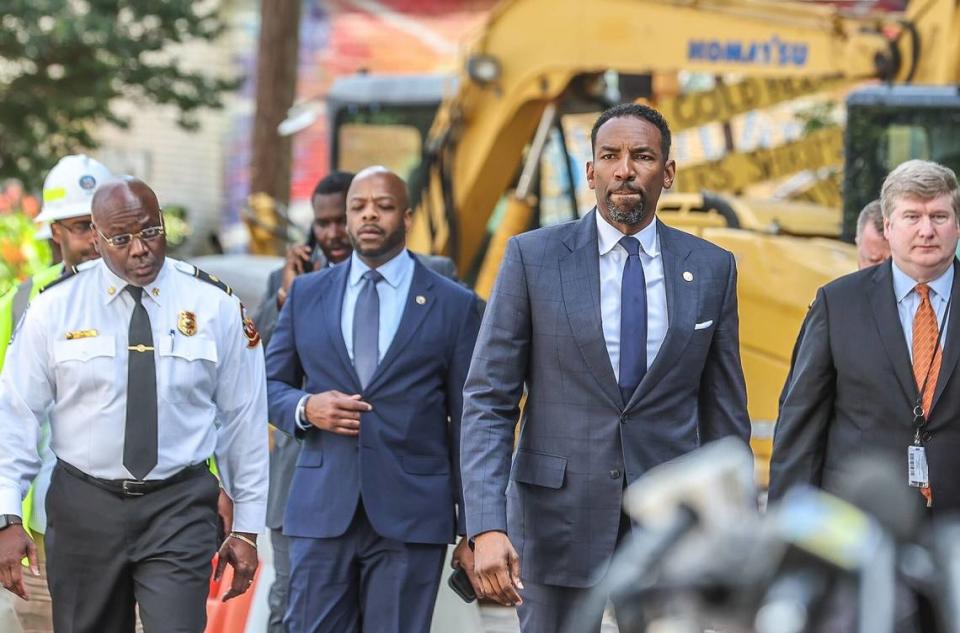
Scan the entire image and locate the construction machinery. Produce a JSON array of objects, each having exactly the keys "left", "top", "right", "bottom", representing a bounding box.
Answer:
[{"left": 323, "top": 0, "right": 960, "bottom": 483}]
